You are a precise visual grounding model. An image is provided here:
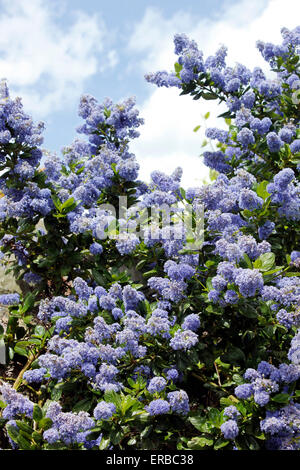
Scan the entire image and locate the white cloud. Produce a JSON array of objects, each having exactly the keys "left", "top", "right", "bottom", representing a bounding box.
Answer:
[
  {"left": 0, "top": 0, "right": 111, "bottom": 116},
  {"left": 132, "top": 87, "right": 223, "bottom": 188},
  {"left": 129, "top": 0, "right": 300, "bottom": 187},
  {"left": 100, "top": 50, "right": 119, "bottom": 73}
]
